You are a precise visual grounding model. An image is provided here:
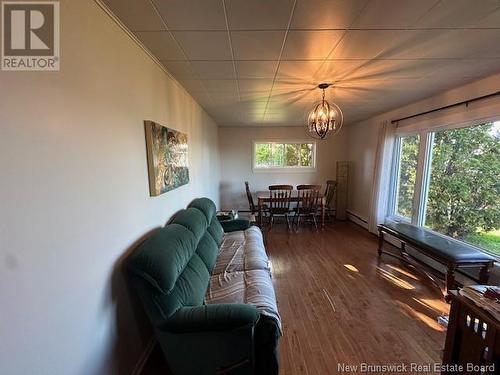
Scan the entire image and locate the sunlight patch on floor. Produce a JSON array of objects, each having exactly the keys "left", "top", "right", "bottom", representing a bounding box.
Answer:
[
  {"left": 386, "top": 264, "right": 420, "bottom": 280},
  {"left": 395, "top": 301, "right": 445, "bottom": 332},
  {"left": 344, "top": 264, "right": 359, "bottom": 273},
  {"left": 377, "top": 267, "right": 415, "bottom": 290}
]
